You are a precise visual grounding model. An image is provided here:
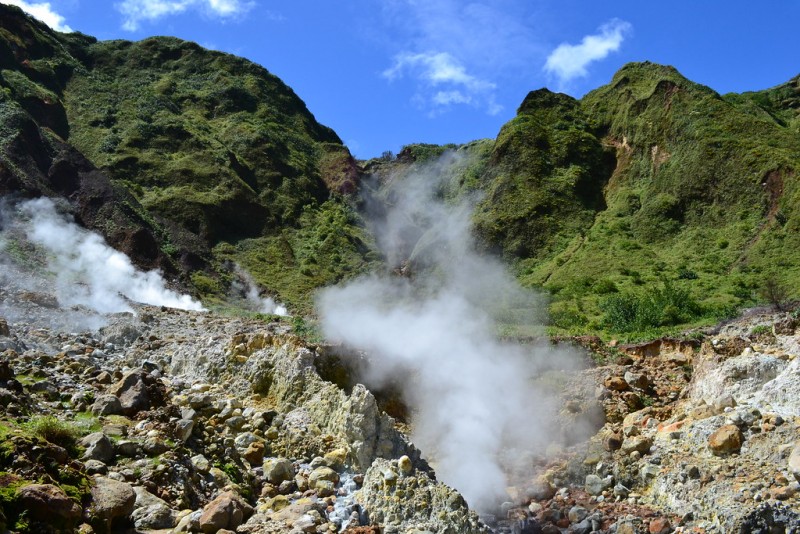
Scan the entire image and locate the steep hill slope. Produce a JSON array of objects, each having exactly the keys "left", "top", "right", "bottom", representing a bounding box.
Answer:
[
  {"left": 366, "top": 64, "right": 800, "bottom": 337},
  {"left": 0, "top": 4, "right": 375, "bottom": 313}
]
